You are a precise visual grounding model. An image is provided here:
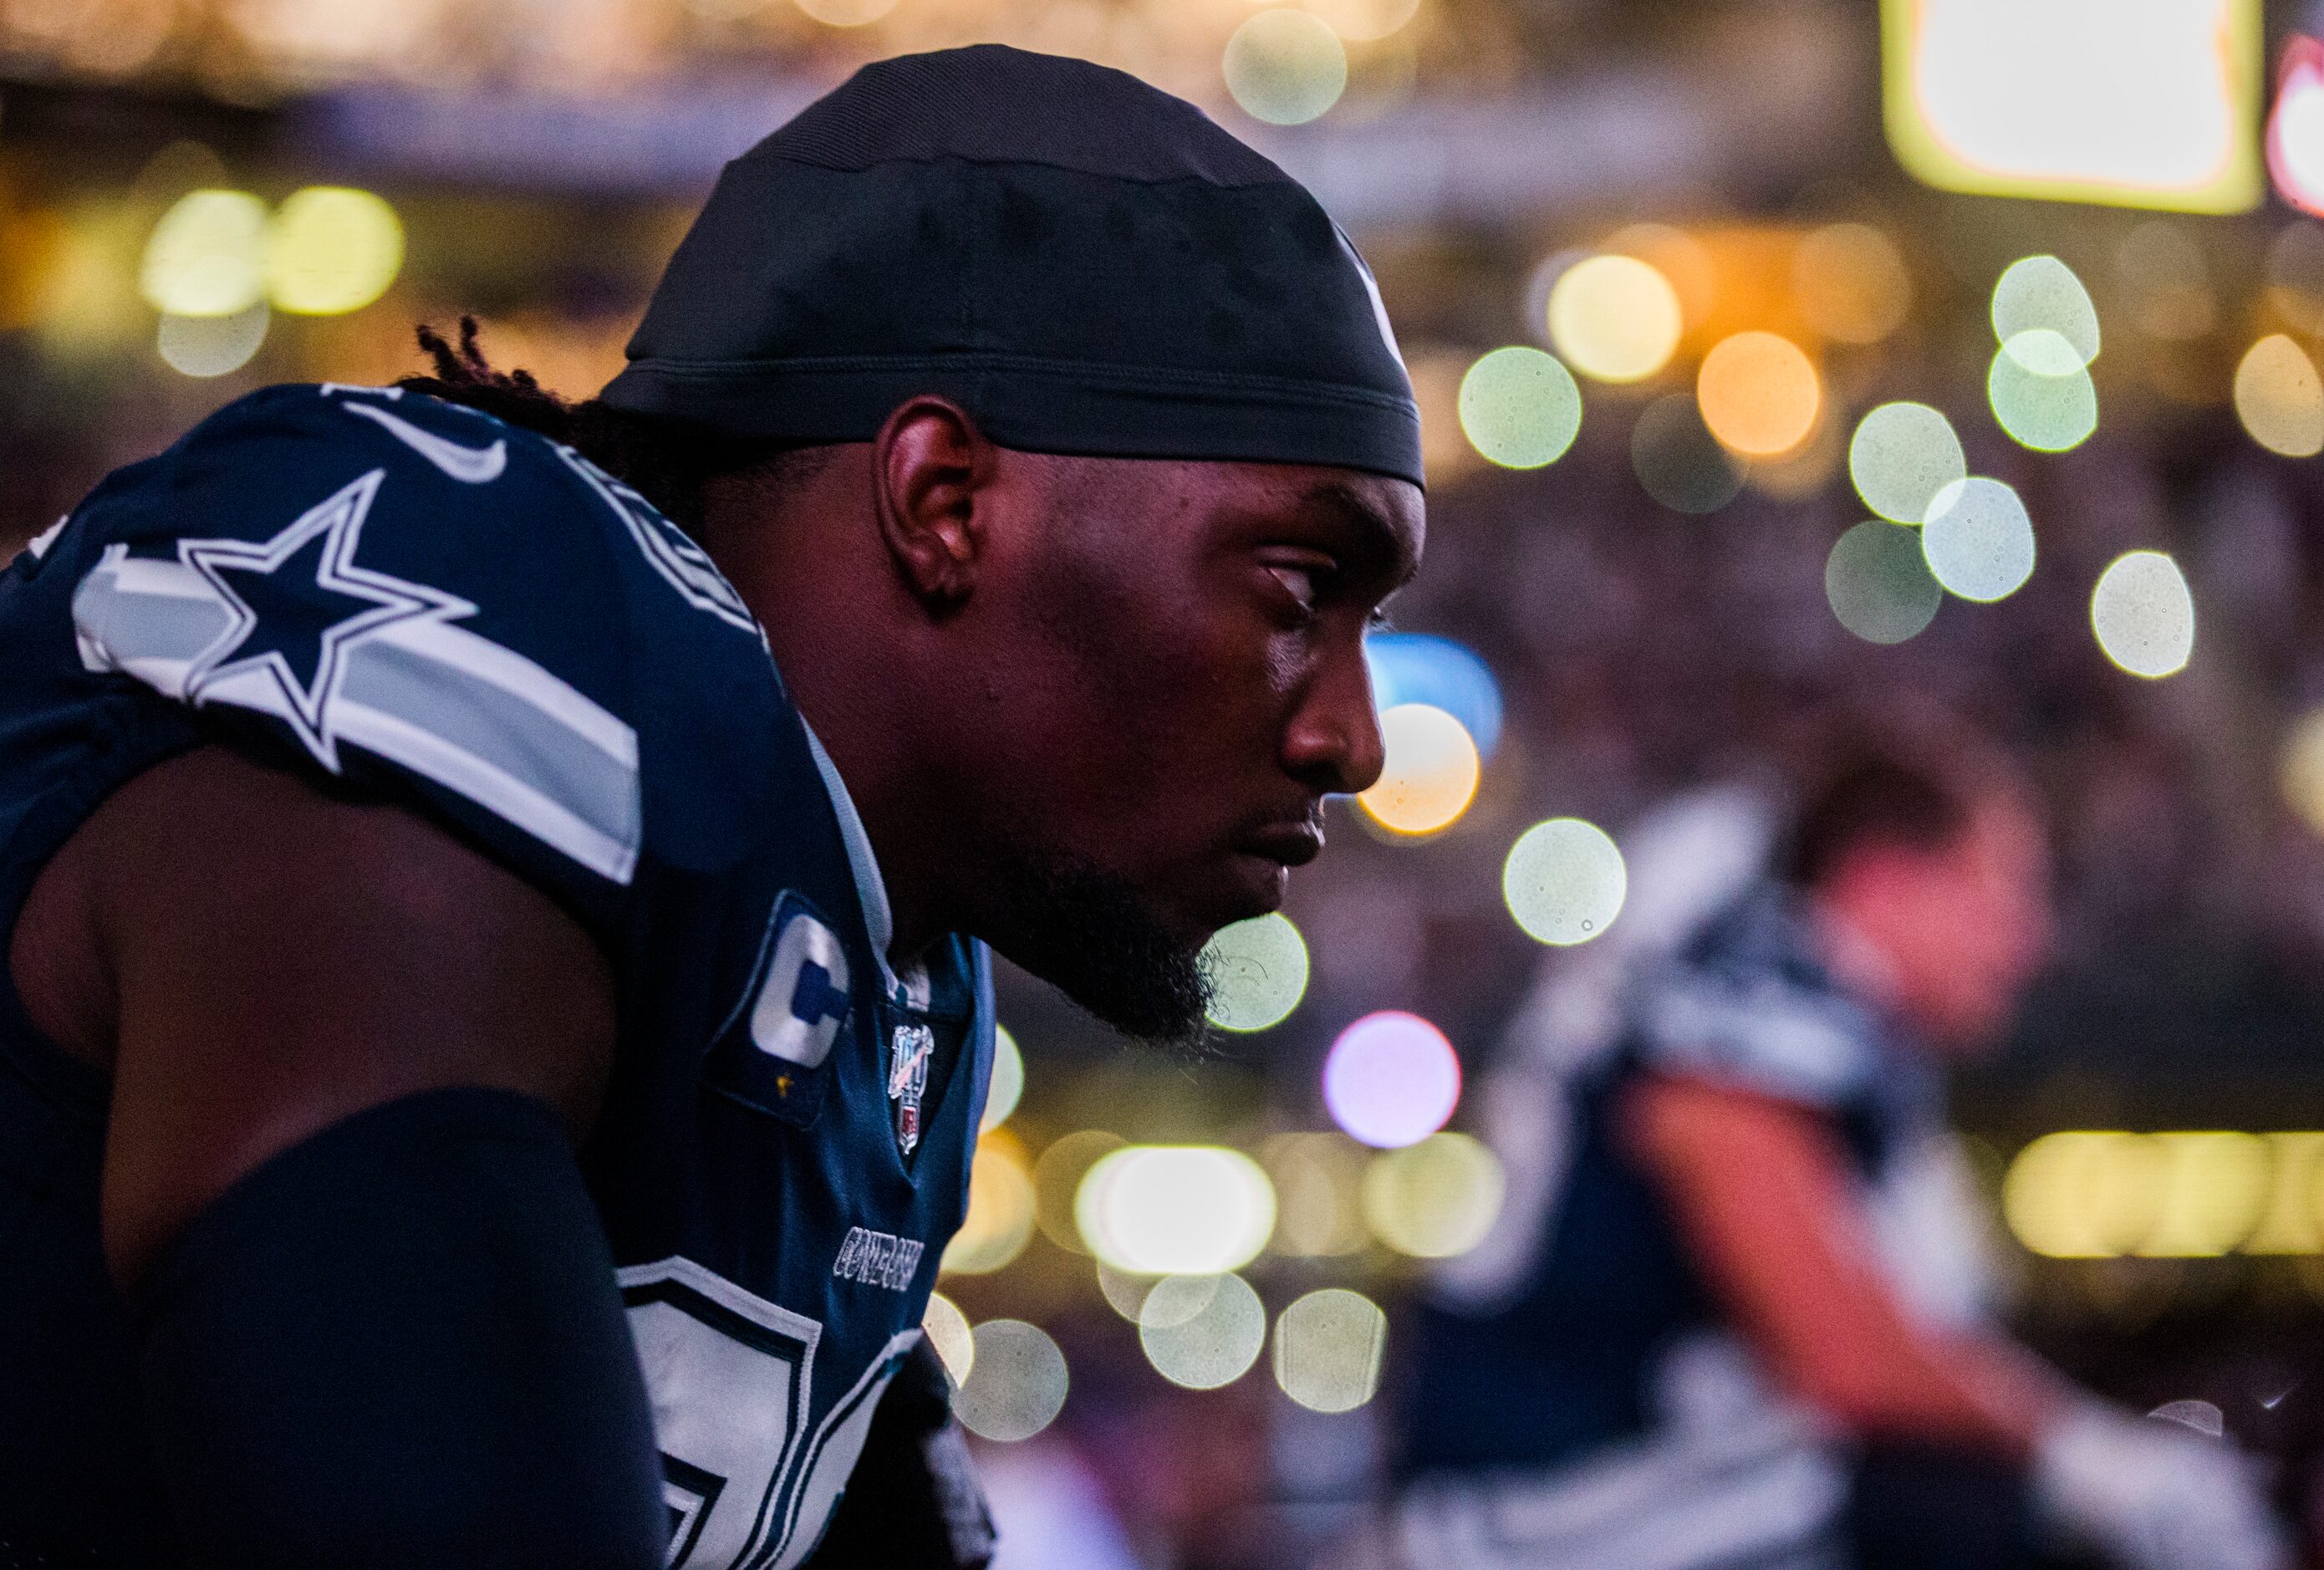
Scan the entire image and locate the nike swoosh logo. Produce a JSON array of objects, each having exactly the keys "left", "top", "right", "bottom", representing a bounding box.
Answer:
[{"left": 341, "top": 402, "right": 508, "bottom": 485}]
